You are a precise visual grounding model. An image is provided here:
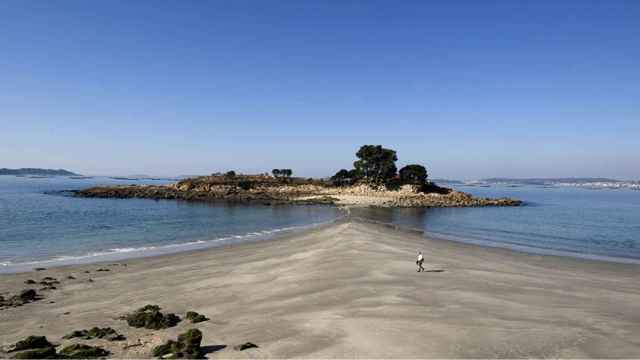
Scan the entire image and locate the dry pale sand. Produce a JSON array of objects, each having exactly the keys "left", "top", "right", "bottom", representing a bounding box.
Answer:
[{"left": 1, "top": 220, "right": 640, "bottom": 358}]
